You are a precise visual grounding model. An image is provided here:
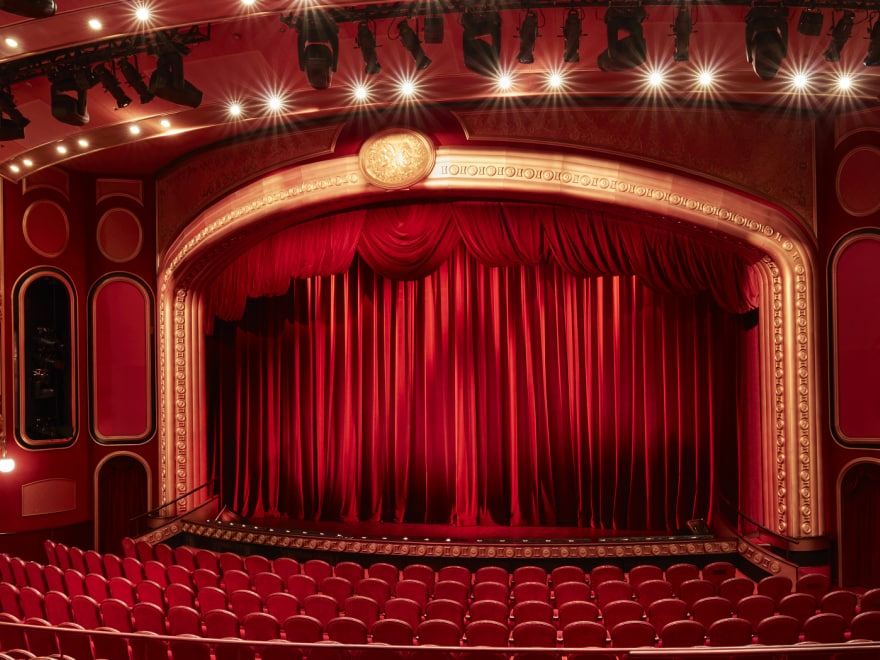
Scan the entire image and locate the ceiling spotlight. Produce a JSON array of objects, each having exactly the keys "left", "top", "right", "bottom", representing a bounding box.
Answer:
[
  {"left": 119, "top": 59, "right": 154, "bottom": 104},
  {"left": 51, "top": 71, "right": 92, "bottom": 126},
  {"left": 547, "top": 71, "right": 563, "bottom": 88},
  {"left": 462, "top": 11, "right": 501, "bottom": 77},
  {"left": 598, "top": 6, "right": 647, "bottom": 72},
  {"left": 423, "top": 15, "right": 444, "bottom": 44},
  {"left": 824, "top": 11, "right": 855, "bottom": 62},
  {"left": 356, "top": 21, "right": 380, "bottom": 75},
  {"left": 0, "top": 0, "right": 55, "bottom": 18},
  {"left": 398, "top": 20, "right": 431, "bottom": 70},
  {"left": 0, "top": 88, "right": 29, "bottom": 141},
  {"left": 797, "top": 9, "right": 824, "bottom": 36},
  {"left": 672, "top": 4, "right": 693, "bottom": 62},
  {"left": 295, "top": 11, "right": 339, "bottom": 90},
  {"left": 865, "top": 19, "right": 880, "bottom": 66},
  {"left": 836, "top": 74, "right": 853, "bottom": 91},
  {"left": 93, "top": 64, "right": 132, "bottom": 109},
  {"left": 227, "top": 101, "right": 243, "bottom": 117},
  {"left": 517, "top": 10, "right": 539, "bottom": 64},
  {"left": 562, "top": 9, "right": 583, "bottom": 63},
  {"left": 745, "top": 7, "right": 789, "bottom": 80},
  {"left": 149, "top": 49, "right": 203, "bottom": 108},
  {"left": 697, "top": 69, "right": 714, "bottom": 86}
]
